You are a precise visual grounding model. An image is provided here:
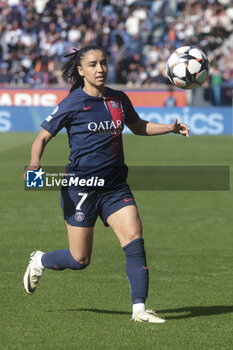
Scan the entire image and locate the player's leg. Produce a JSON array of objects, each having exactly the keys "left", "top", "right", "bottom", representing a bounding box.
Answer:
[
  {"left": 106, "top": 205, "right": 142, "bottom": 247},
  {"left": 23, "top": 226, "right": 93, "bottom": 294},
  {"left": 107, "top": 205, "right": 147, "bottom": 307},
  {"left": 107, "top": 205, "right": 165, "bottom": 323},
  {"left": 24, "top": 186, "right": 97, "bottom": 295},
  {"left": 41, "top": 225, "right": 94, "bottom": 270},
  {"left": 66, "top": 223, "right": 93, "bottom": 266},
  {"left": 101, "top": 186, "right": 148, "bottom": 312}
]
